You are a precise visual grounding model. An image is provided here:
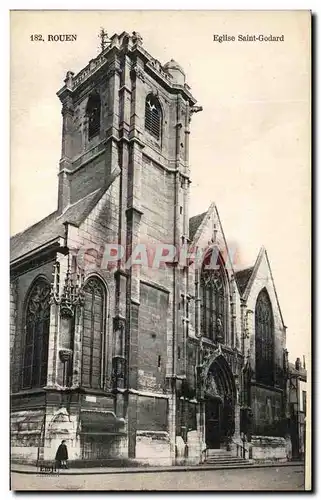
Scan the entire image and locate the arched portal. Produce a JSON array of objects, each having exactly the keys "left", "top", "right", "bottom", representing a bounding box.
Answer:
[{"left": 204, "top": 355, "right": 236, "bottom": 449}]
